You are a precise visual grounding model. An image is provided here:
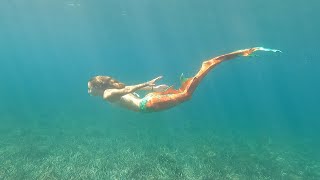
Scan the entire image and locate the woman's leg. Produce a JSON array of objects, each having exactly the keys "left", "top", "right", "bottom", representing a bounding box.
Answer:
[
  {"left": 179, "top": 47, "right": 281, "bottom": 95},
  {"left": 143, "top": 47, "right": 280, "bottom": 112}
]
